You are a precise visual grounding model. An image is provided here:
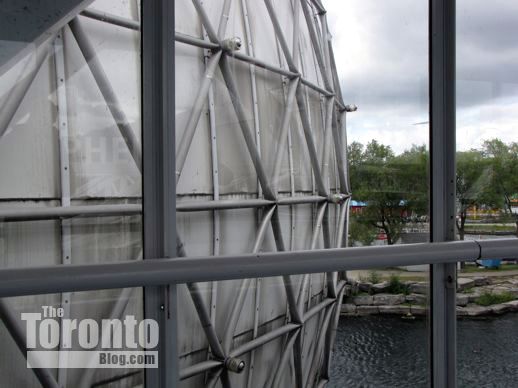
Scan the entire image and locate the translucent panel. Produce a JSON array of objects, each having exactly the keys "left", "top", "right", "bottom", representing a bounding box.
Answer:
[
  {"left": 0, "top": 0, "right": 142, "bottom": 268},
  {"left": 457, "top": 1, "right": 518, "bottom": 386},
  {"left": 0, "top": 287, "right": 145, "bottom": 388},
  {"left": 174, "top": 0, "right": 350, "bottom": 386},
  {"left": 179, "top": 275, "right": 343, "bottom": 388}
]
